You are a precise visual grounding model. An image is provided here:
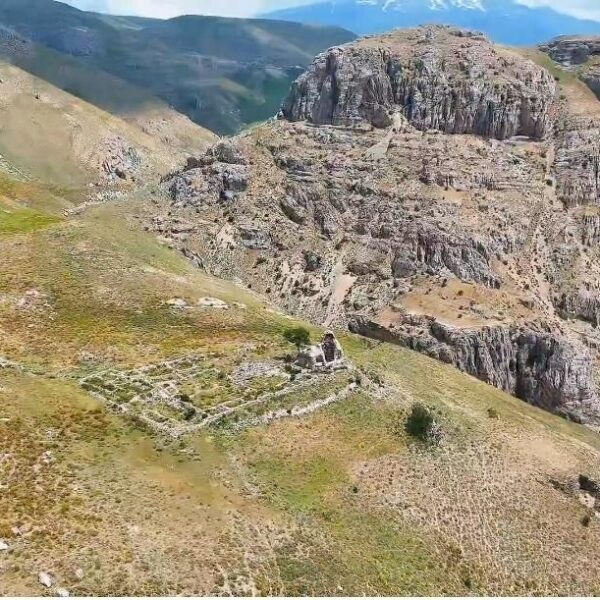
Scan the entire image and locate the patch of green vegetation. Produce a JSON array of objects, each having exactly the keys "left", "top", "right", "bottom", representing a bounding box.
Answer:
[
  {"left": 405, "top": 402, "right": 437, "bottom": 440},
  {"left": 325, "top": 392, "right": 402, "bottom": 458},
  {"left": 0, "top": 171, "right": 19, "bottom": 197},
  {"left": 242, "top": 373, "right": 288, "bottom": 395},
  {"left": 282, "top": 325, "right": 311, "bottom": 349},
  {"left": 0, "top": 171, "right": 74, "bottom": 214},
  {"left": 254, "top": 453, "right": 345, "bottom": 514},
  {"left": 0, "top": 206, "right": 60, "bottom": 235},
  {"left": 523, "top": 50, "right": 575, "bottom": 84},
  {"left": 488, "top": 407, "right": 500, "bottom": 419}
]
